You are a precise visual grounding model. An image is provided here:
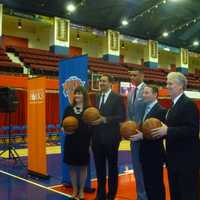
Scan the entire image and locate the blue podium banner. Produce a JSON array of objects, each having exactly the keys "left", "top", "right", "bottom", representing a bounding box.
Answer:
[{"left": 58, "top": 55, "right": 92, "bottom": 189}]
